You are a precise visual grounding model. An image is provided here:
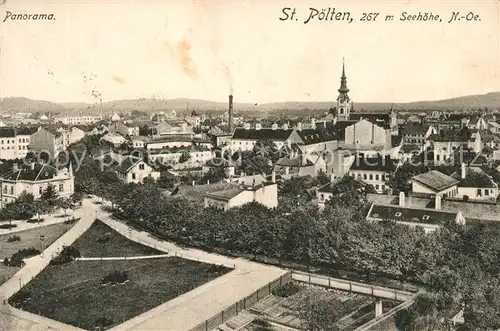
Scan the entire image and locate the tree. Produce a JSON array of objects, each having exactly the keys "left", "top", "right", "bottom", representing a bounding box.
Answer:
[
  {"left": 156, "top": 172, "right": 177, "bottom": 189},
  {"left": 253, "top": 139, "right": 280, "bottom": 163},
  {"left": 40, "top": 185, "right": 59, "bottom": 213},
  {"left": 56, "top": 198, "right": 72, "bottom": 216},
  {"left": 295, "top": 288, "right": 342, "bottom": 331},
  {"left": 179, "top": 151, "right": 191, "bottom": 163},
  {"left": 317, "top": 169, "right": 330, "bottom": 185},
  {"left": 200, "top": 167, "right": 228, "bottom": 184}
]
